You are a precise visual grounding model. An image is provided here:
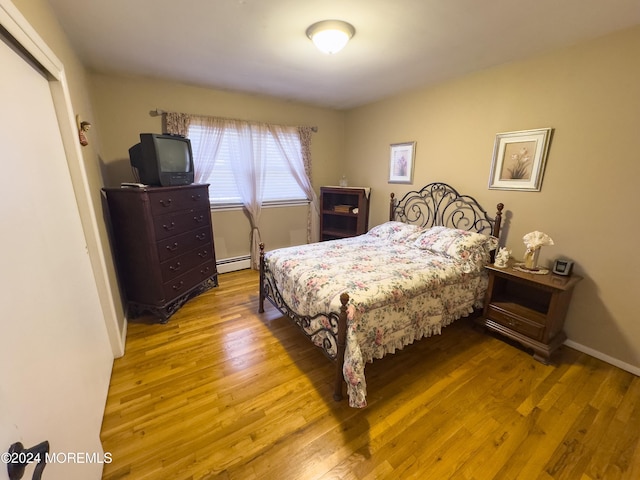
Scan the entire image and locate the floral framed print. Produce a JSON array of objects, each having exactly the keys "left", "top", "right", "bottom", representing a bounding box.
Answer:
[
  {"left": 389, "top": 141, "right": 416, "bottom": 184},
  {"left": 488, "top": 128, "right": 553, "bottom": 191}
]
